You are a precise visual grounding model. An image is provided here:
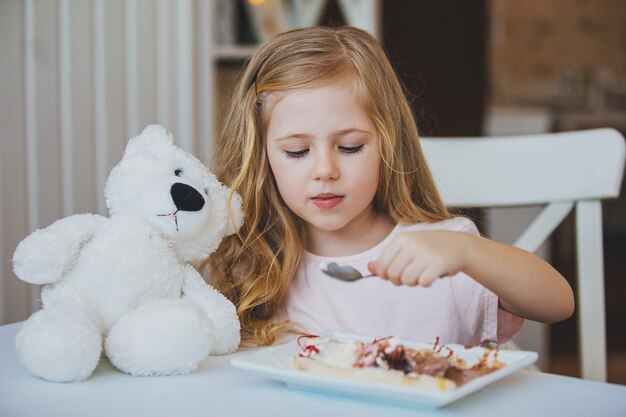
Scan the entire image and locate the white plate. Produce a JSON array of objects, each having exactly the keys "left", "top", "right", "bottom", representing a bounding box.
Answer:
[{"left": 230, "top": 331, "right": 538, "bottom": 409}]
